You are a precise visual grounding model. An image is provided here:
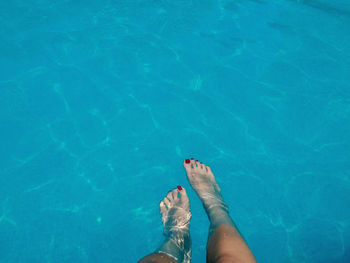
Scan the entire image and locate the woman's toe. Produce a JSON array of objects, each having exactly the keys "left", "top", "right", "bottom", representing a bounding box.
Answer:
[
  {"left": 178, "top": 187, "right": 189, "bottom": 202},
  {"left": 183, "top": 159, "right": 193, "bottom": 171},
  {"left": 172, "top": 189, "right": 179, "bottom": 200},
  {"left": 160, "top": 201, "right": 167, "bottom": 213},
  {"left": 166, "top": 190, "right": 174, "bottom": 201},
  {"left": 163, "top": 197, "right": 171, "bottom": 208}
]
